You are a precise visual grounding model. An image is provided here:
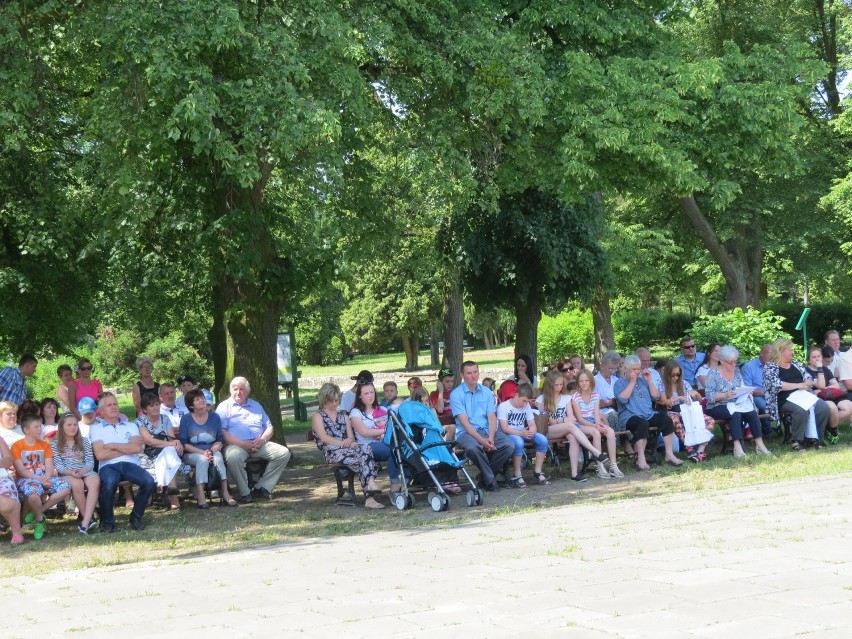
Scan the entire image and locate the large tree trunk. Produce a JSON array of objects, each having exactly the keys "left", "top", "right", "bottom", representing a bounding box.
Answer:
[
  {"left": 679, "top": 196, "right": 761, "bottom": 309},
  {"left": 401, "top": 332, "right": 419, "bottom": 371},
  {"left": 429, "top": 323, "right": 440, "bottom": 367},
  {"left": 443, "top": 271, "right": 464, "bottom": 385},
  {"left": 514, "top": 298, "right": 542, "bottom": 374},
  {"left": 591, "top": 292, "right": 616, "bottom": 368}
]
